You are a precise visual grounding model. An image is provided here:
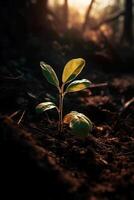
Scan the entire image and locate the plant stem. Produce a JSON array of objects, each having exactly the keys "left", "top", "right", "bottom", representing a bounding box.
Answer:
[{"left": 59, "top": 84, "right": 64, "bottom": 133}]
